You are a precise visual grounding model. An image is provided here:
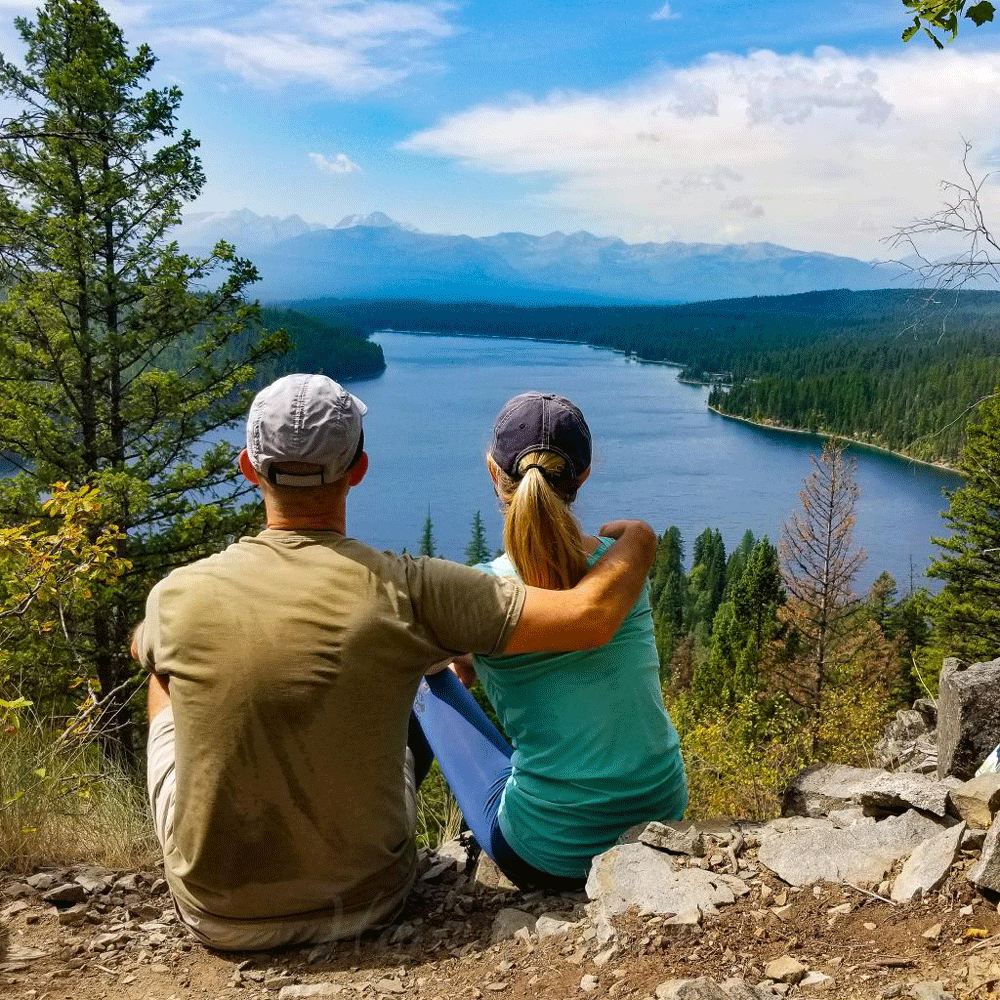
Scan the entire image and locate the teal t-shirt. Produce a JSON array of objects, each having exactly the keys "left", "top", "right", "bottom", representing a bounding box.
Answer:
[{"left": 473, "top": 539, "right": 688, "bottom": 878}]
